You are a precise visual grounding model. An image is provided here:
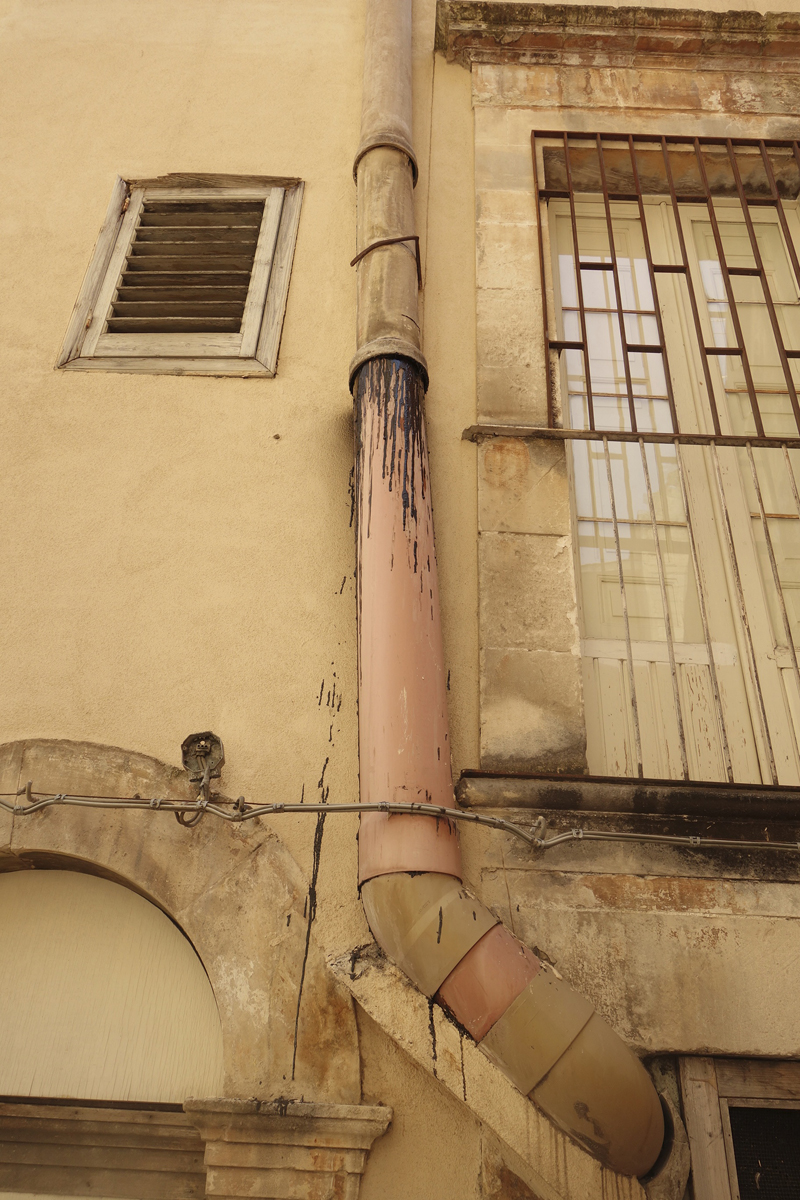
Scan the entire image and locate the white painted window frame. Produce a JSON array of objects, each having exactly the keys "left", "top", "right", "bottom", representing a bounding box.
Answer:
[
  {"left": 57, "top": 175, "right": 304, "bottom": 377},
  {"left": 680, "top": 1056, "right": 800, "bottom": 1200}
]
